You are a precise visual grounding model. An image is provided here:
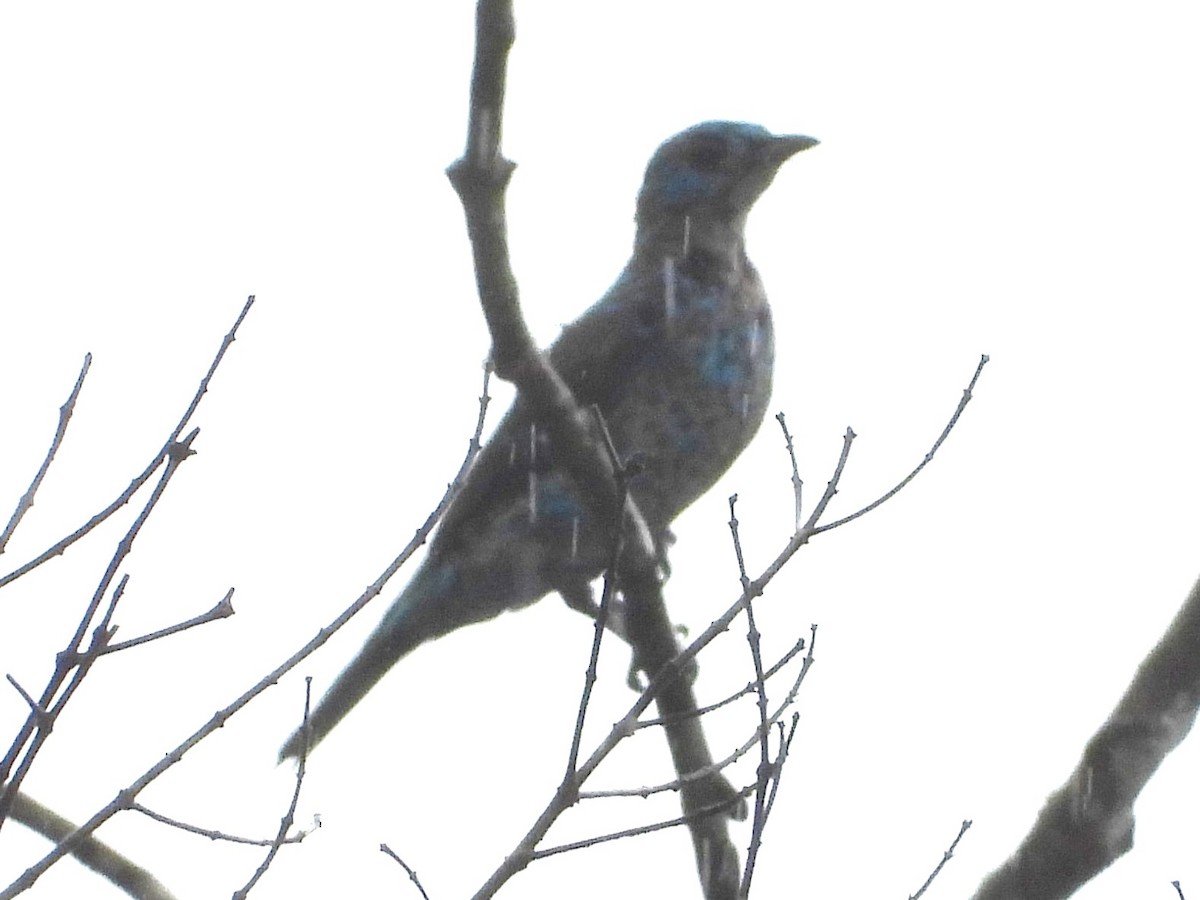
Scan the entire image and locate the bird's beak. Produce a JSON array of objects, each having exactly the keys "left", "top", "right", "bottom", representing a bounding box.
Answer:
[{"left": 769, "top": 134, "right": 820, "bottom": 164}]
